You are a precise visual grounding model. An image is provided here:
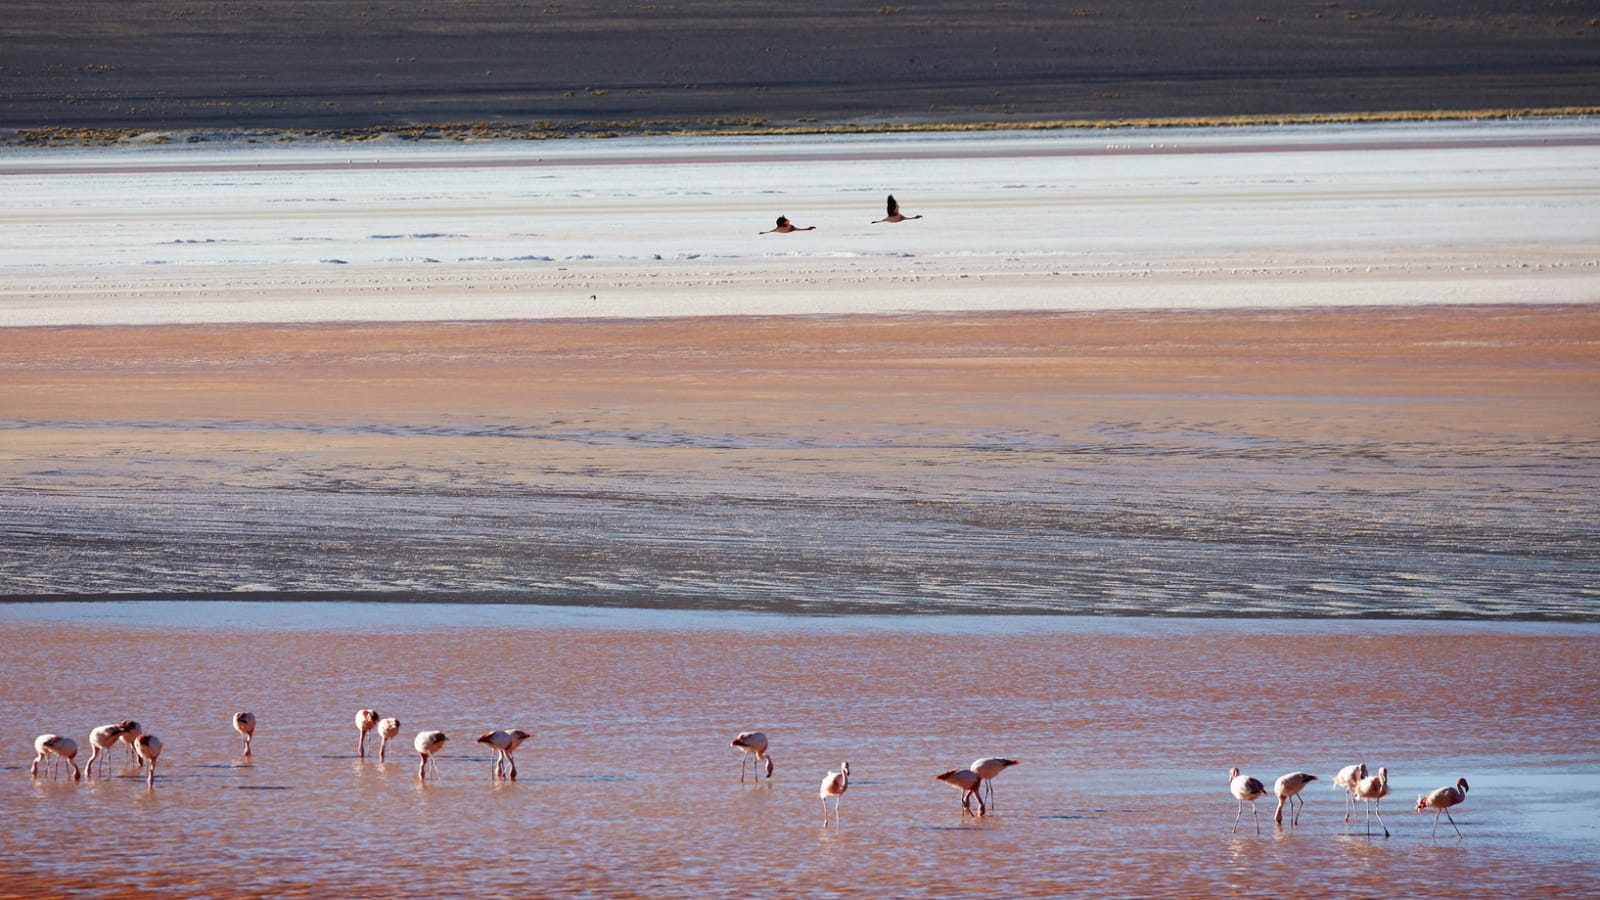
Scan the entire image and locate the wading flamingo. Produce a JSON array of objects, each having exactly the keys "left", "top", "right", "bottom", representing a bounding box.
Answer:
[
  {"left": 1333, "top": 762, "right": 1367, "bottom": 824},
  {"left": 1229, "top": 767, "right": 1268, "bottom": 835},
  {"left": 1416, "top": 777, "right": 1469, "bottom": 838},
  {"left": 377, "top": 717, "right": 401, "bottom": 763},
  {"left": 759, "top": 215, "right": 815, "bottom": 234},
  {"left": 415, "top": 730, "right": 448, "bottom": 781},
  {"left": 820, "top": 762, "right": 850, "bottom": 827},
  {"left": 31, "top": 734, "right": 80, "bottom": 781},
  {"left": 118, "top": 721, "right": 144, "bottom": 768},
  {"left": 969, "top": 757, "right": 1019, "bottom": 810},
  {"left": 1273, "top": 772, "right": 1318, "bottom": 826},
  {"left": 355, "top": 709, "right": 380, "bottom": 758},
  {"left": 476, "top": 729, "right": 532, "bottom": 780},
  {"left": 731, "top": 731, "right": 774, "bottom": 781},
  {"left": 872, "top": 194, "right": 922, "bottom": 223},
  {"left": 935, "top": 768, "right": 986, "bottom": 817},
  {"left": 84, "top": 722, "right": 132, "bottom": 778},
  {"left": 233, "top": 712, "right": 256, "bottom": 757},
  {"left": 1354, "top": 766, "right": 1391, "bottom": 838},
  {"left": 135, "top": 734, "right": 162, "bottom": 788}
]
